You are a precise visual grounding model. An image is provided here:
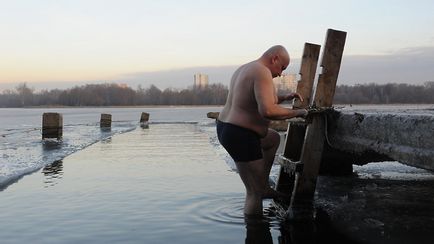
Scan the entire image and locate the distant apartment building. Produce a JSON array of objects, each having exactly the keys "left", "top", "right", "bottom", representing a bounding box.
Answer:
[
  {"left": 273, "top": 73, "right": 297, "bottom": 91},
  {"left": 194, "top": 73, "right": 209, "bottom": 89},
  {"left": 117, "top": 83, "right": 129, "bottom": 89}
]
